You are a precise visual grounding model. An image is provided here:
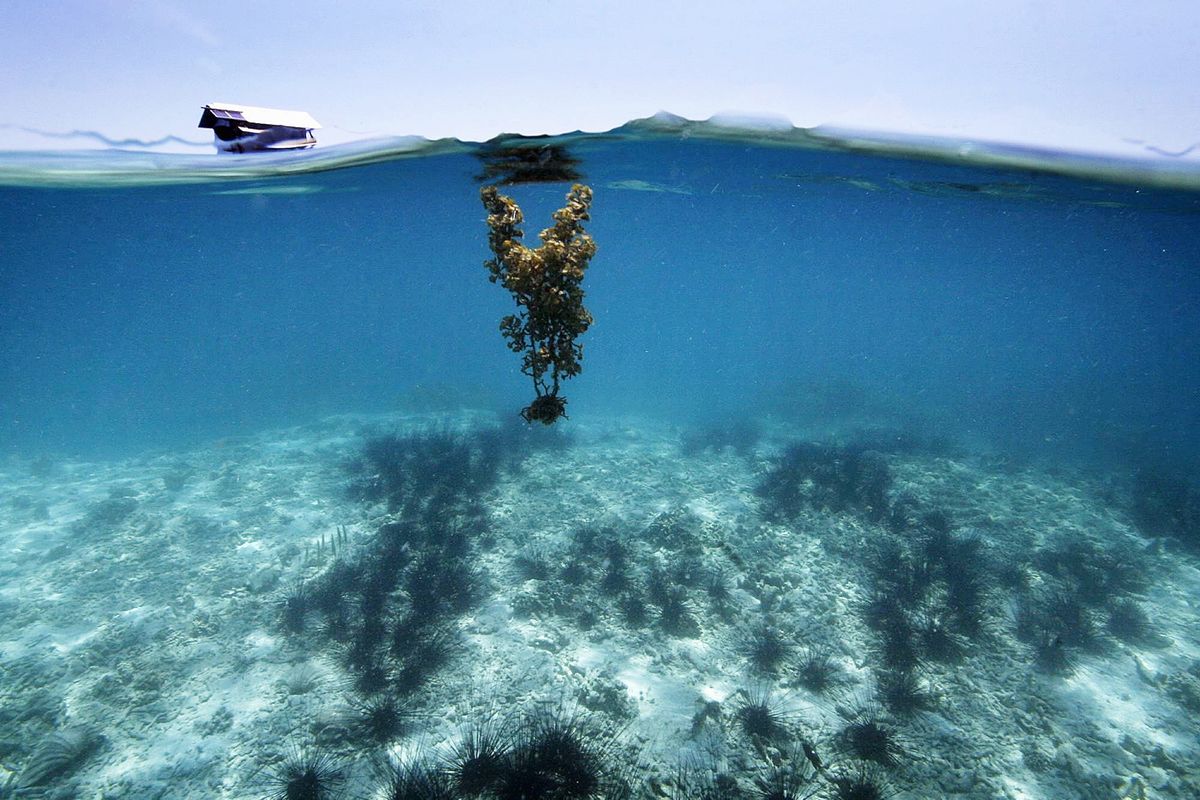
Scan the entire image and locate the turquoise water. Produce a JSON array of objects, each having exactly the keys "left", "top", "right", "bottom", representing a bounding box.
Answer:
[
  {"left": 2, "top": 120, "right": 1200, "bottom": 799},
  {"left": 2, "top": 120, "right": 1199, "bottom": 467}
]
